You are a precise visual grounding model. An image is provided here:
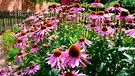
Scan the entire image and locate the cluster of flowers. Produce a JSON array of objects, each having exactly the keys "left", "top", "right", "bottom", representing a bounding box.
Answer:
[
  {"left": 0, "top": 63, "right": 39, "bottom": 76},
  {"left": 1, "top": 0, "right": 135, "bottom": 75}
]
